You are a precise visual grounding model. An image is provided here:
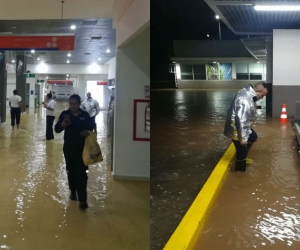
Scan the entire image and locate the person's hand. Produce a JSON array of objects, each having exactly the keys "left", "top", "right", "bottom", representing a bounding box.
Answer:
[
  {"left": 240, "top": 141, "right": 247, "bottom": 147},
  {"left": 61, "top": 119, "right": 71, "bottom": 128},
  {"left": 80, "top": 130, "right": 90, "bottom": 137}
]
